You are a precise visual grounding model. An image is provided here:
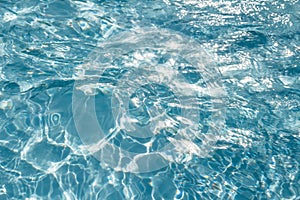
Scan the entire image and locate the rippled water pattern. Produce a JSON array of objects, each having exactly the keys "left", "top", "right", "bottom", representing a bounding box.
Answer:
[{"left": 0, "top": 0, "right": 299, "bottom": 199}]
